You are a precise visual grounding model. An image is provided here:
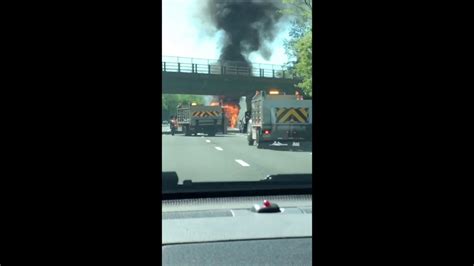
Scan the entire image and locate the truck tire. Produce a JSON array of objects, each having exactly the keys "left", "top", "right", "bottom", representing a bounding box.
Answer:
[
  {"left": 256, "top": 130, "right": 264, "bottom": 149},
  {"left": 247, "top": 133, "right": 254, "bottom": 146},
  {"left": 208, "top": 131, "right": 216, "bottom": 137},
  {"left": 184, "top": 125, "right": 191, "bottom": 136}
]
